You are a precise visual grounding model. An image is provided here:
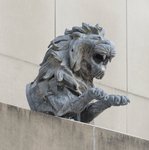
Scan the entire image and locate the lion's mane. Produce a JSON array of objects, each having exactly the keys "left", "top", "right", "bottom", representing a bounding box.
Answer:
[{"left": 37, "top": 23, "right": 115, "bottom": 85}]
